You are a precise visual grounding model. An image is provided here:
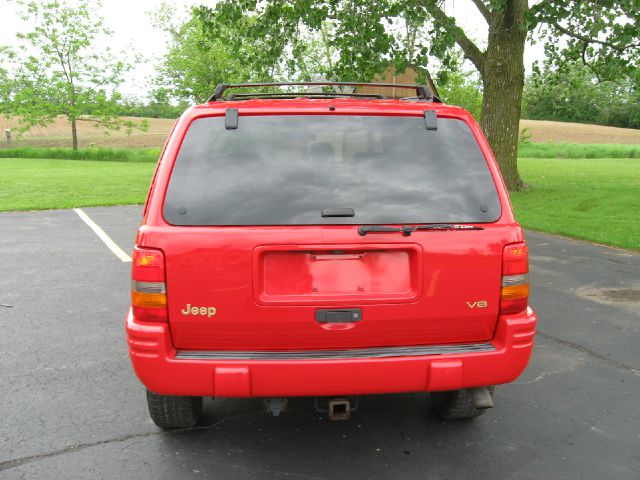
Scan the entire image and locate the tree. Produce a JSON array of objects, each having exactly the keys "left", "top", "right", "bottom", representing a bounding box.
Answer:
[
  {"left": 115, "top": 90, "right": 189, "bottom": 119},
  {"left": 0, "top": 48, "right": 12, "bottom": 109},
  {"left": 523, "top": 60, "right": 640, "bottom": 129},
  {"left": 198, "top": 1, "right": 640, "bottom": 190},
  {"left": 1, "top": 0, "right": 146, "bottom": 150},
  {"left": 436, "top": 51, "right": 484, "bottom": 120},
  {"left": 153, "top": 5, "right": 281, "bottom": 104}
]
